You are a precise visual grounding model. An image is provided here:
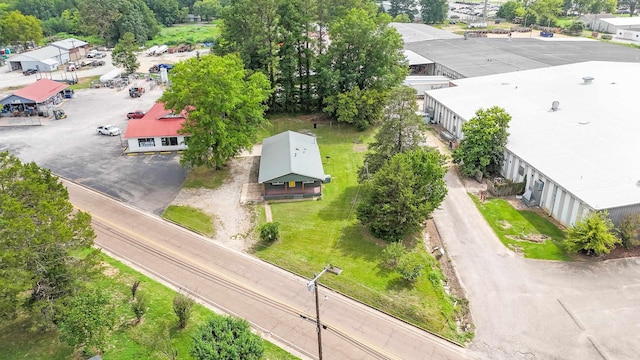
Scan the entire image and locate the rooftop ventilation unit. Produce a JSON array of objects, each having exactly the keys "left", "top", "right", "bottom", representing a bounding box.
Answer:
[
  {"left": 551, "top": 101, "right": 560, "bottom": 111},
  {"left": 582, "top": 76, "right": 594, "bottom": 84}
]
